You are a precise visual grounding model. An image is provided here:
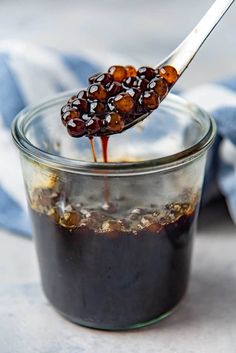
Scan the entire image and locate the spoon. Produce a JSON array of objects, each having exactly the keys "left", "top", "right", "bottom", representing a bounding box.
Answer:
[
  {"left": 120, "top": 0, "right": 234, "bottom": 132},
  {"left": 62, "top": 0, "right": 234, "bottom": 139}
]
